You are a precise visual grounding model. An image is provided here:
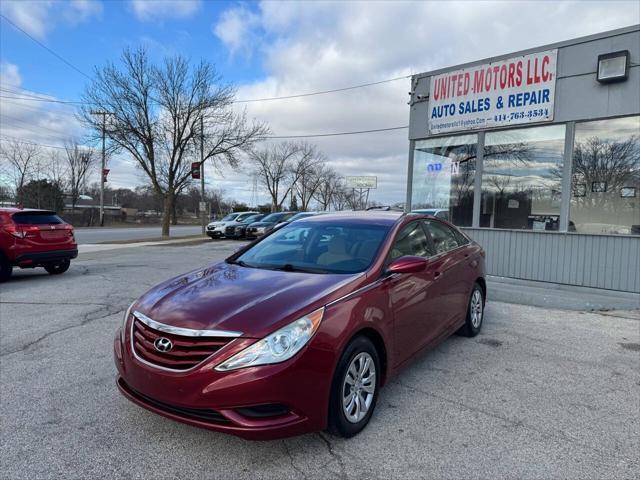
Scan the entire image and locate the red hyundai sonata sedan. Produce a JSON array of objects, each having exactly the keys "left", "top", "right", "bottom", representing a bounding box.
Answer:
[{"left": 114, "top": 212, "right": 486, "bottom": 439}]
